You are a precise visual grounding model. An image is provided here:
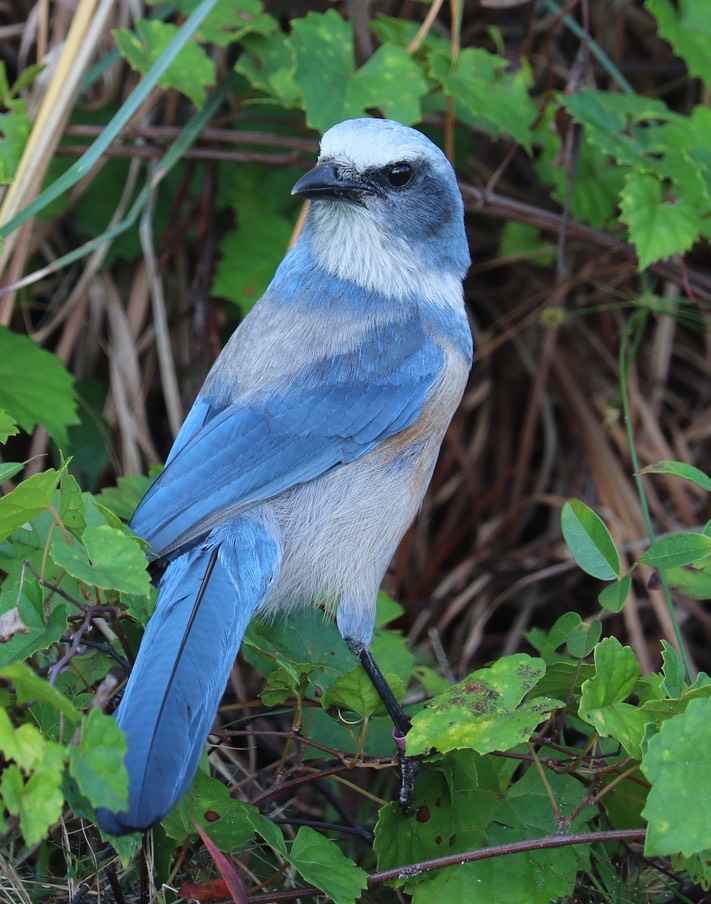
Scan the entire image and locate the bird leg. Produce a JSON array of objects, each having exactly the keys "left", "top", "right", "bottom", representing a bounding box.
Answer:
[{"left": 350, "top": 643, "right": 421, "bottom": 813}]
